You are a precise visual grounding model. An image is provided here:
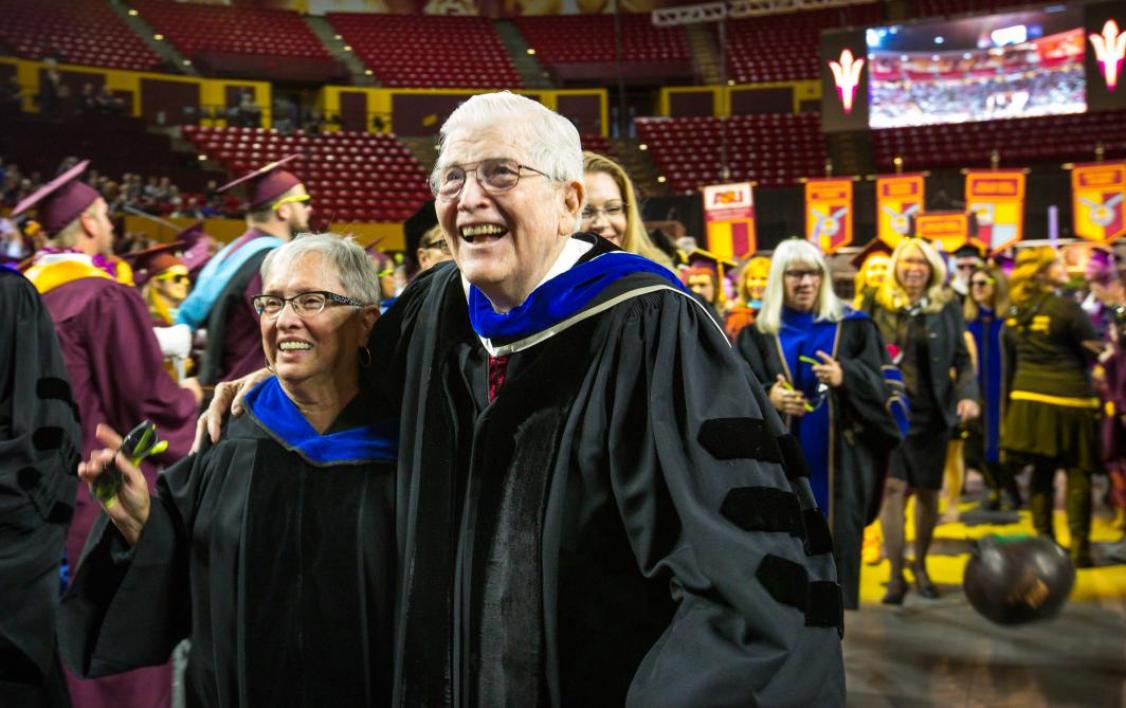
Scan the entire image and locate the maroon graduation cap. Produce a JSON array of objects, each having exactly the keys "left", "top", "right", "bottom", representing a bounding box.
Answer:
[
  {"left": 218, "top": 155, "right": 304, "bottom": 211},
  {"left": 849, "top": 239, "right": 894, "bottom": 270},
  {"left": 11, "top": 160, "right": 100, "bottom": 235},
  {"left": 124, "top": 241, "right": 185, "bottom": 287}
]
